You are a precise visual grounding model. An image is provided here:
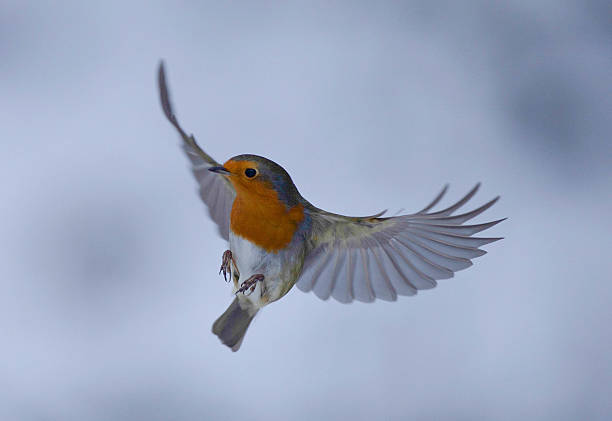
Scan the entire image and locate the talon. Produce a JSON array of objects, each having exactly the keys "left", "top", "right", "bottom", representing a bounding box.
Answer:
[
  {"left": 236, "top": 274, "right": 264, "bottom": 296},
  {"left": 219, "top": 250, "right": 233, "bottom": 282}
]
